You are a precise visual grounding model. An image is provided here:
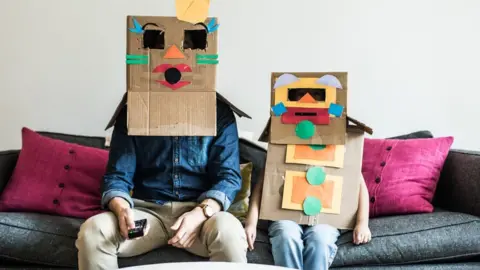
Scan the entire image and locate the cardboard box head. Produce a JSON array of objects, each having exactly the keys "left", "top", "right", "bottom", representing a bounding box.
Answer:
[
  {"left": 269, "top": 72, "right": 348, "bottom": 145},
  {"left": 105, "top": 15, "right": 250, "bottom": 135},
  {"left": 126, "top": 16, "right": 219, "bottom": 136}
]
